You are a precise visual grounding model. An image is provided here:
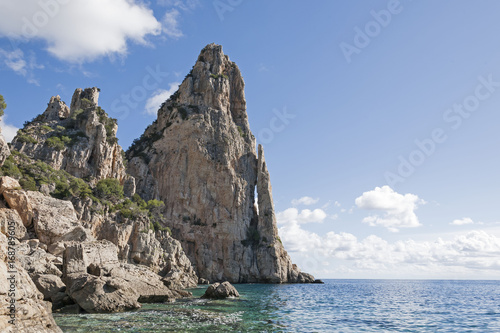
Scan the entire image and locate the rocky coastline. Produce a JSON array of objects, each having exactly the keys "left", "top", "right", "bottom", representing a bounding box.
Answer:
[{"left": 0, "top": 44, "right": 315, "bottom": 332}]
